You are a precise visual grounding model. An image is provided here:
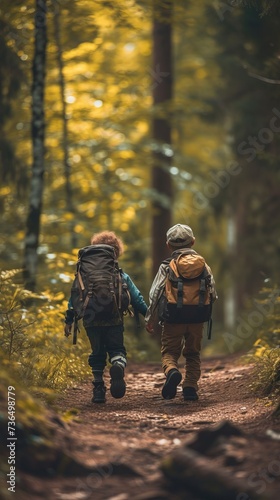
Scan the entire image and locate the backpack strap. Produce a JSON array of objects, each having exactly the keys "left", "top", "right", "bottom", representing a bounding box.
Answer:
[
  {"left": 177, "top": 278, "right": 184, "bottom": 309},
  {"left": 207, "top": 294, "right": 213, "bottom": 340},
  {"left": 207, "top": 317, "right": 212, "bottom": 340},
  {"left": 73, "top": 315, "right": 80, "bottom": 345},
  {"left": 77, "top": 270, "right": 85, "bottom": 291},
  {"left": 118, "top": 275, "right": 122, "bottom": 309},
  {"left": 198, "top": 268, "right": 209, "bottom": 307},
  {"left": 118, "top": 269, "right": 134, "bottom": 319}
]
